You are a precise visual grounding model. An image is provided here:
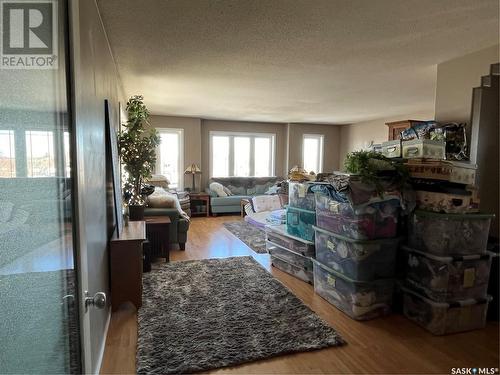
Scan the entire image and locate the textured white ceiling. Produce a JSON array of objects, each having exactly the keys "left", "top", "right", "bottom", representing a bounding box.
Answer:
[{"left": 97, "top": 0, "right": 499, "bottom": 124}]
